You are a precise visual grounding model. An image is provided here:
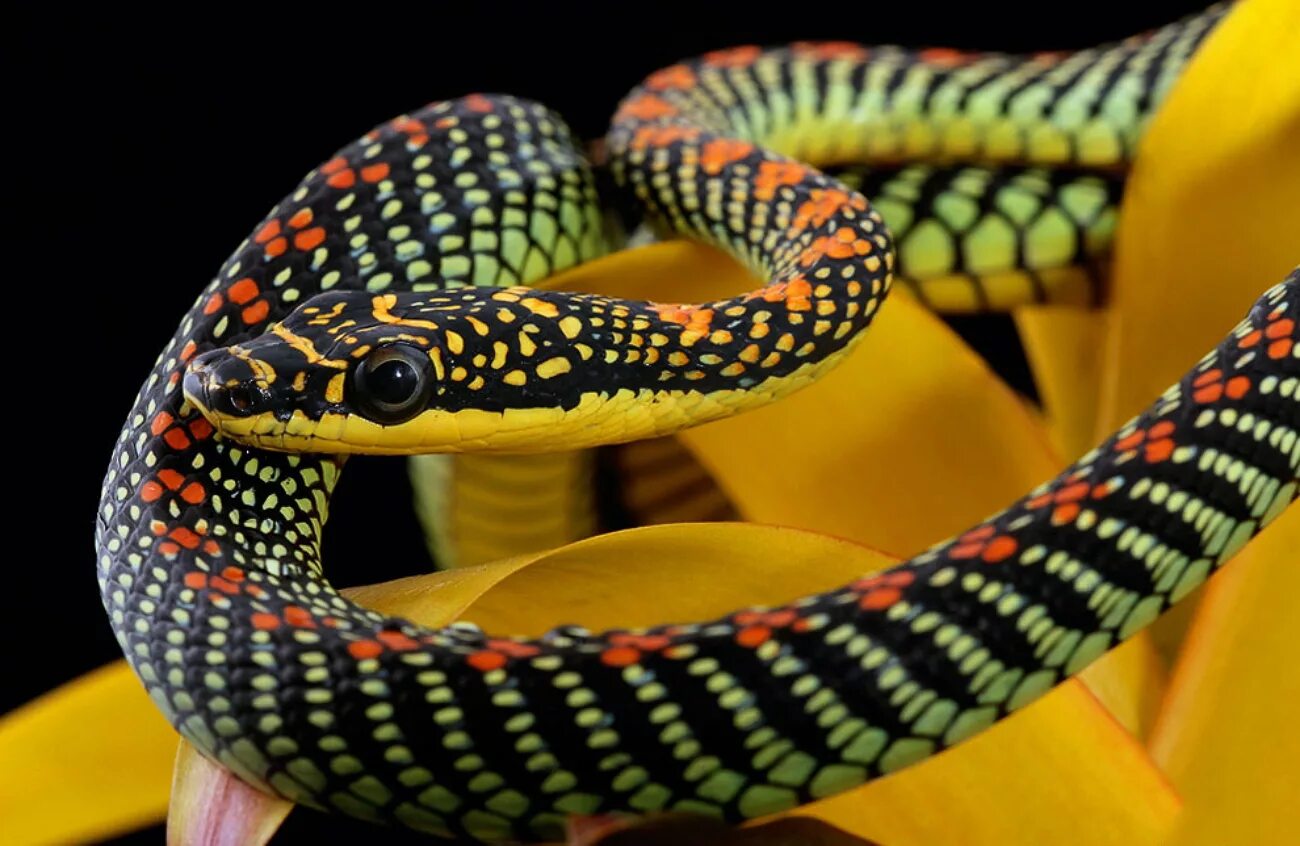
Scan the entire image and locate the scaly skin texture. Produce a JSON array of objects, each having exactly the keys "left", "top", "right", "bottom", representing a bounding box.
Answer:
[{"left": 96, "top": 9, "right": 1300, "bottom": 843}]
